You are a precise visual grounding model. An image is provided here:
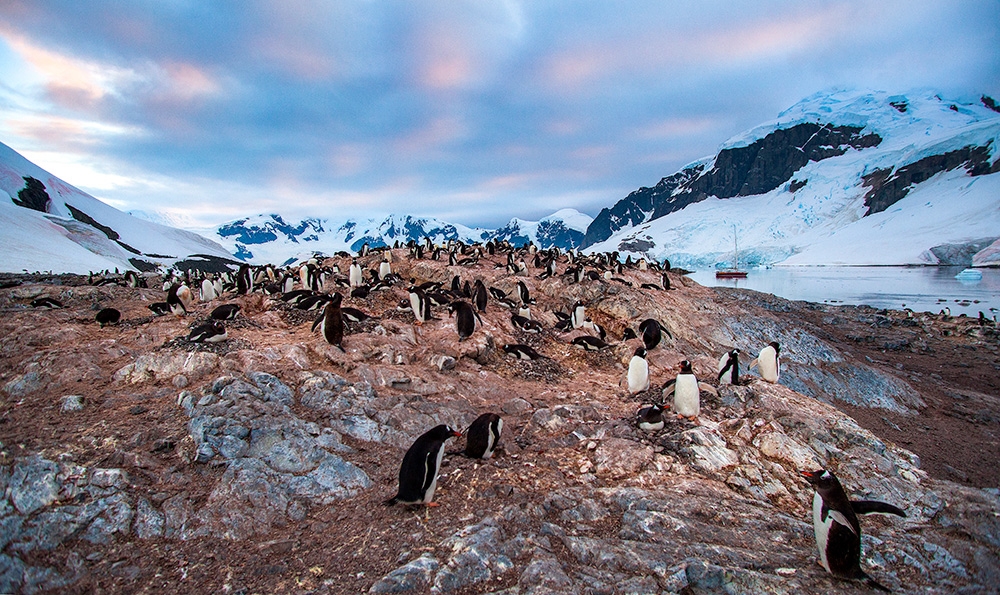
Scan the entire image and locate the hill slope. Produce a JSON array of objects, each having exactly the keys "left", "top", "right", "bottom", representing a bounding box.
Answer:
[
  {"left": 0, "top": 143, "right": 237, "bottom": 274},
  {"left": 584, "top": 90, "right": 1000, "bottom": 268}
]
